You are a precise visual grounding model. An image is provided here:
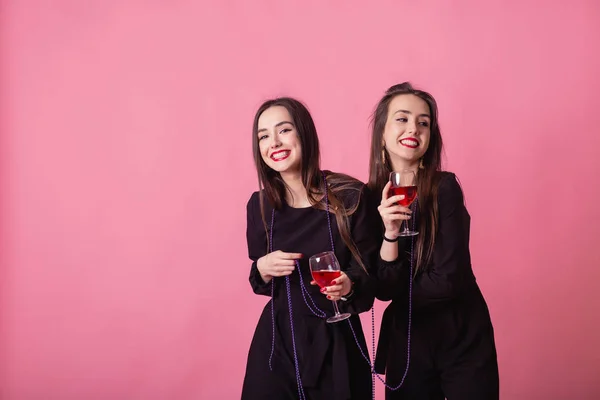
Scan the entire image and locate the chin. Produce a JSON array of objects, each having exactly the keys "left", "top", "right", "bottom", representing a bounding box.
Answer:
[
  {"left": 401, "top": 150, "right": 424, "bottom": 161},
  {"left": 269, "top": 163, "right": 299, "bottom": 175}
]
